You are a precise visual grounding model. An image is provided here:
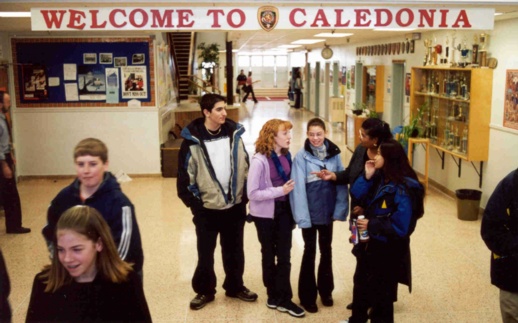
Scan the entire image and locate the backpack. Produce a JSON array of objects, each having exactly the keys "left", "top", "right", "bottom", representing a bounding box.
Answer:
[{"left": 406, "top": 182, "right": 425, "bottom": 236}]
